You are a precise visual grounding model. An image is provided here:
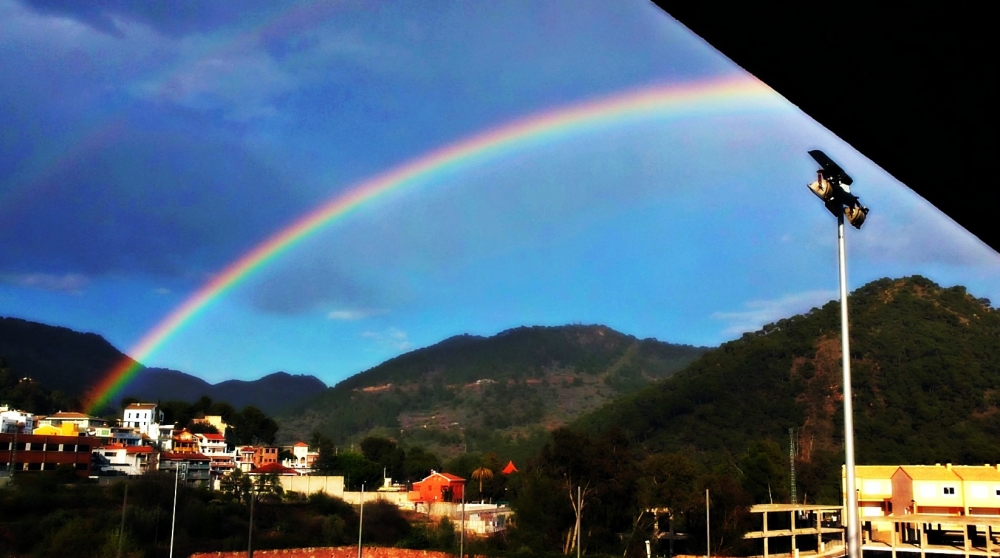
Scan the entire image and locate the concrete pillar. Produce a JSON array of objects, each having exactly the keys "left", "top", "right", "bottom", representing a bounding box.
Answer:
[
  {"left": 791, "top": 510, "right": 797, "bottom": 554},
  {"left": 763, "top": 512, "right": 769, "bottom": 558},
  {"left": 817, "top": 512, "right": 822, "bottom": 551}
]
